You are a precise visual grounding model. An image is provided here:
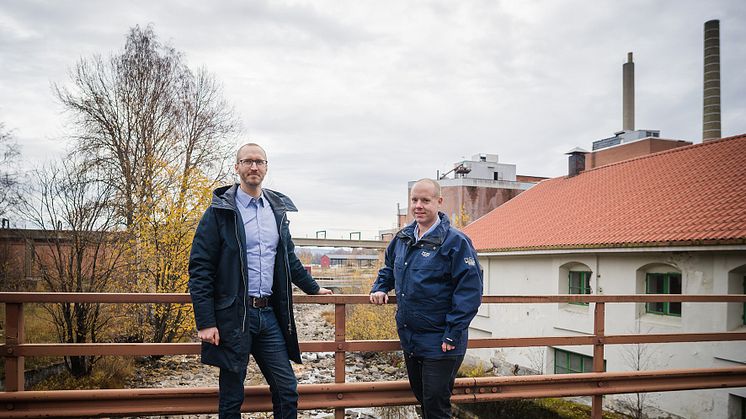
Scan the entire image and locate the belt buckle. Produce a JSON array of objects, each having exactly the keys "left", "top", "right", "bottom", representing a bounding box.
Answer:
[{"left": 252, "top": 297, "right": 266, "bottom": 308}]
